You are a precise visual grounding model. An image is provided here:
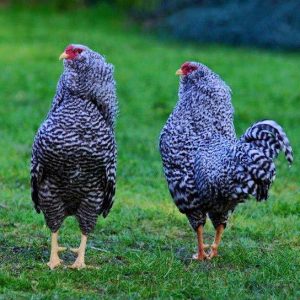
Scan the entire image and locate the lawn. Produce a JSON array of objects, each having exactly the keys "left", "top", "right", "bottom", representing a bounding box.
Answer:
[{"left": 0, "top": 4, "right": 299, "bottom": 299}]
